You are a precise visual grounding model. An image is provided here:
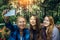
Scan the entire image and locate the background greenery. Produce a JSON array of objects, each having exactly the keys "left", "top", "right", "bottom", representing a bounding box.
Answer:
[{"left": 0, "top": 0, "right": 60, "bottom": 25}]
